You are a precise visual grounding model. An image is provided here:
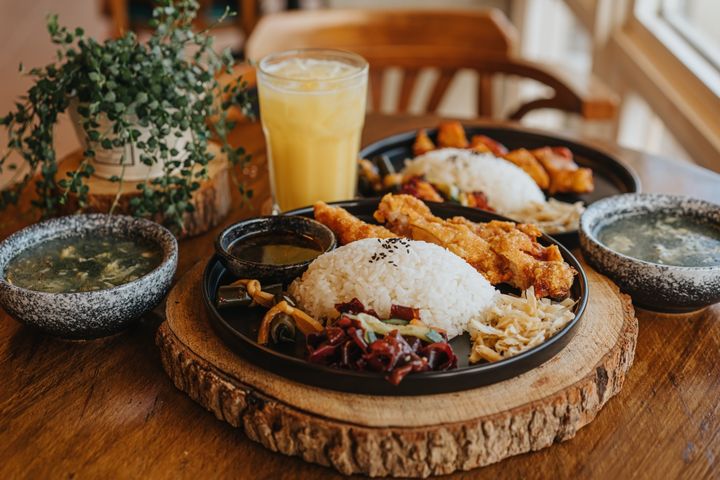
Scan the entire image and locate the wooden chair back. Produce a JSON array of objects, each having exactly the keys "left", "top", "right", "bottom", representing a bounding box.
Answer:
[{"left": 246, "top": 9, "right": 616, "bottom": 120}]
